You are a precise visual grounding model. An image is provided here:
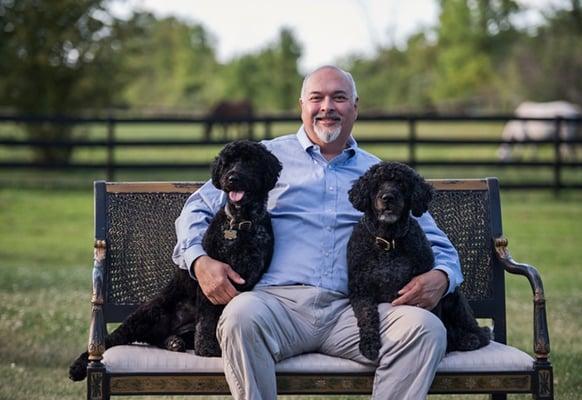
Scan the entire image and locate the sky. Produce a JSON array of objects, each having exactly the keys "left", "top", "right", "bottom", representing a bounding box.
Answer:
[{"left": 110, "top": 0, "right": 568, "bottom": 73}]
